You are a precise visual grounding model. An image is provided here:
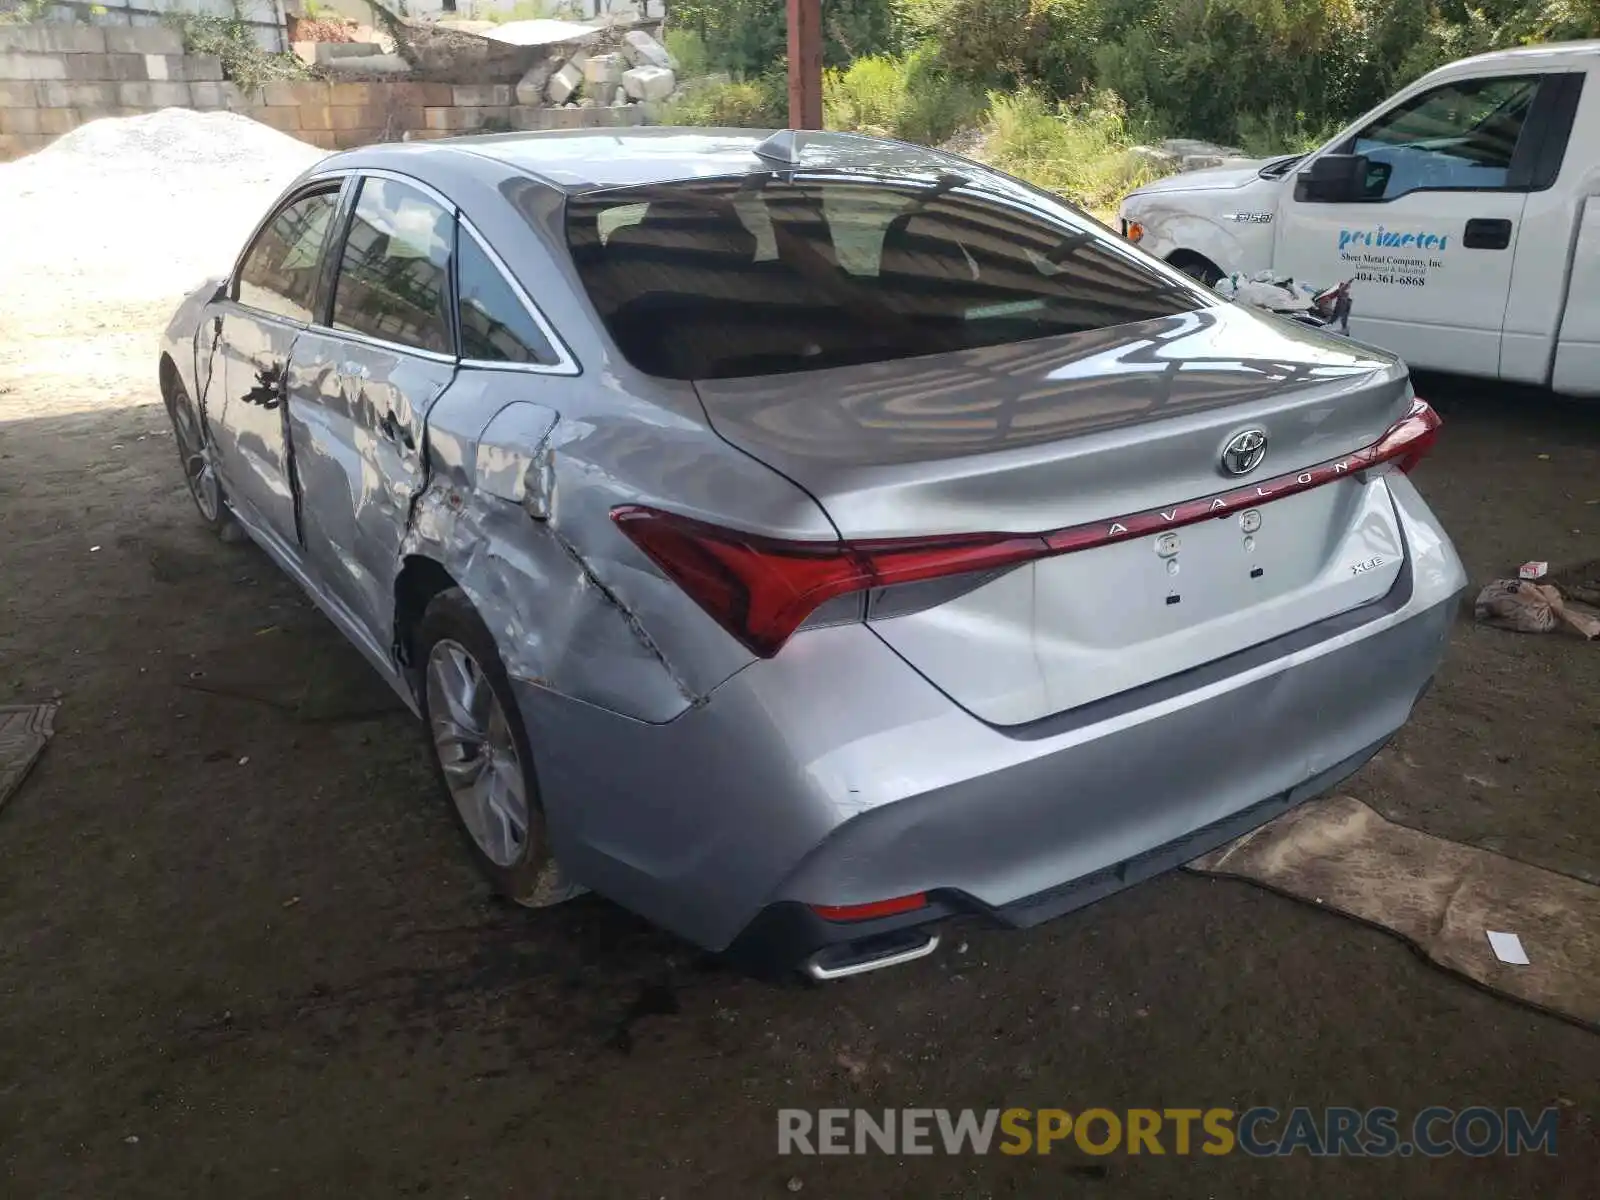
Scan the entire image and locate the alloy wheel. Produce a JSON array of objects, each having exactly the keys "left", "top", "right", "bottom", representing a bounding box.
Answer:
[{"left": 425, "top": 639, "right": 530, "bottom": 869}]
